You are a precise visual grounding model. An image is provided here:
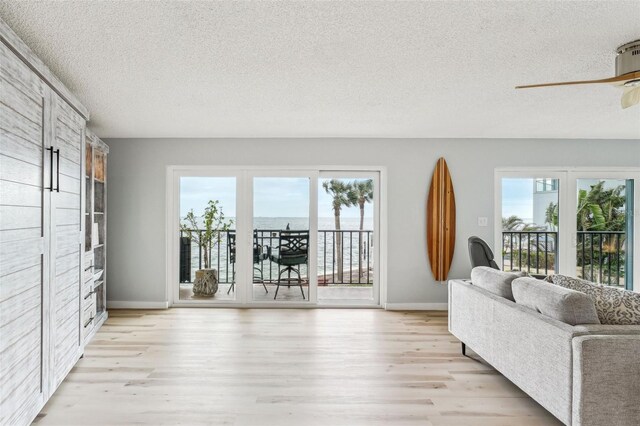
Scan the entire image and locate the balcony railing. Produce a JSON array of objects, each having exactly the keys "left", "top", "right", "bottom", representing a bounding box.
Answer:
[
  {"left": 179, "top": 229, "right": 374, "bottom": 286},
  {"left": 502, "top": 231, "right": 558, "bottom": 276},
  {"left": 501, "top": 230, "right": 627, "bottom": 287},
  {"left": 577, "top": 231, "right": 626, "bottom": 287}
]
